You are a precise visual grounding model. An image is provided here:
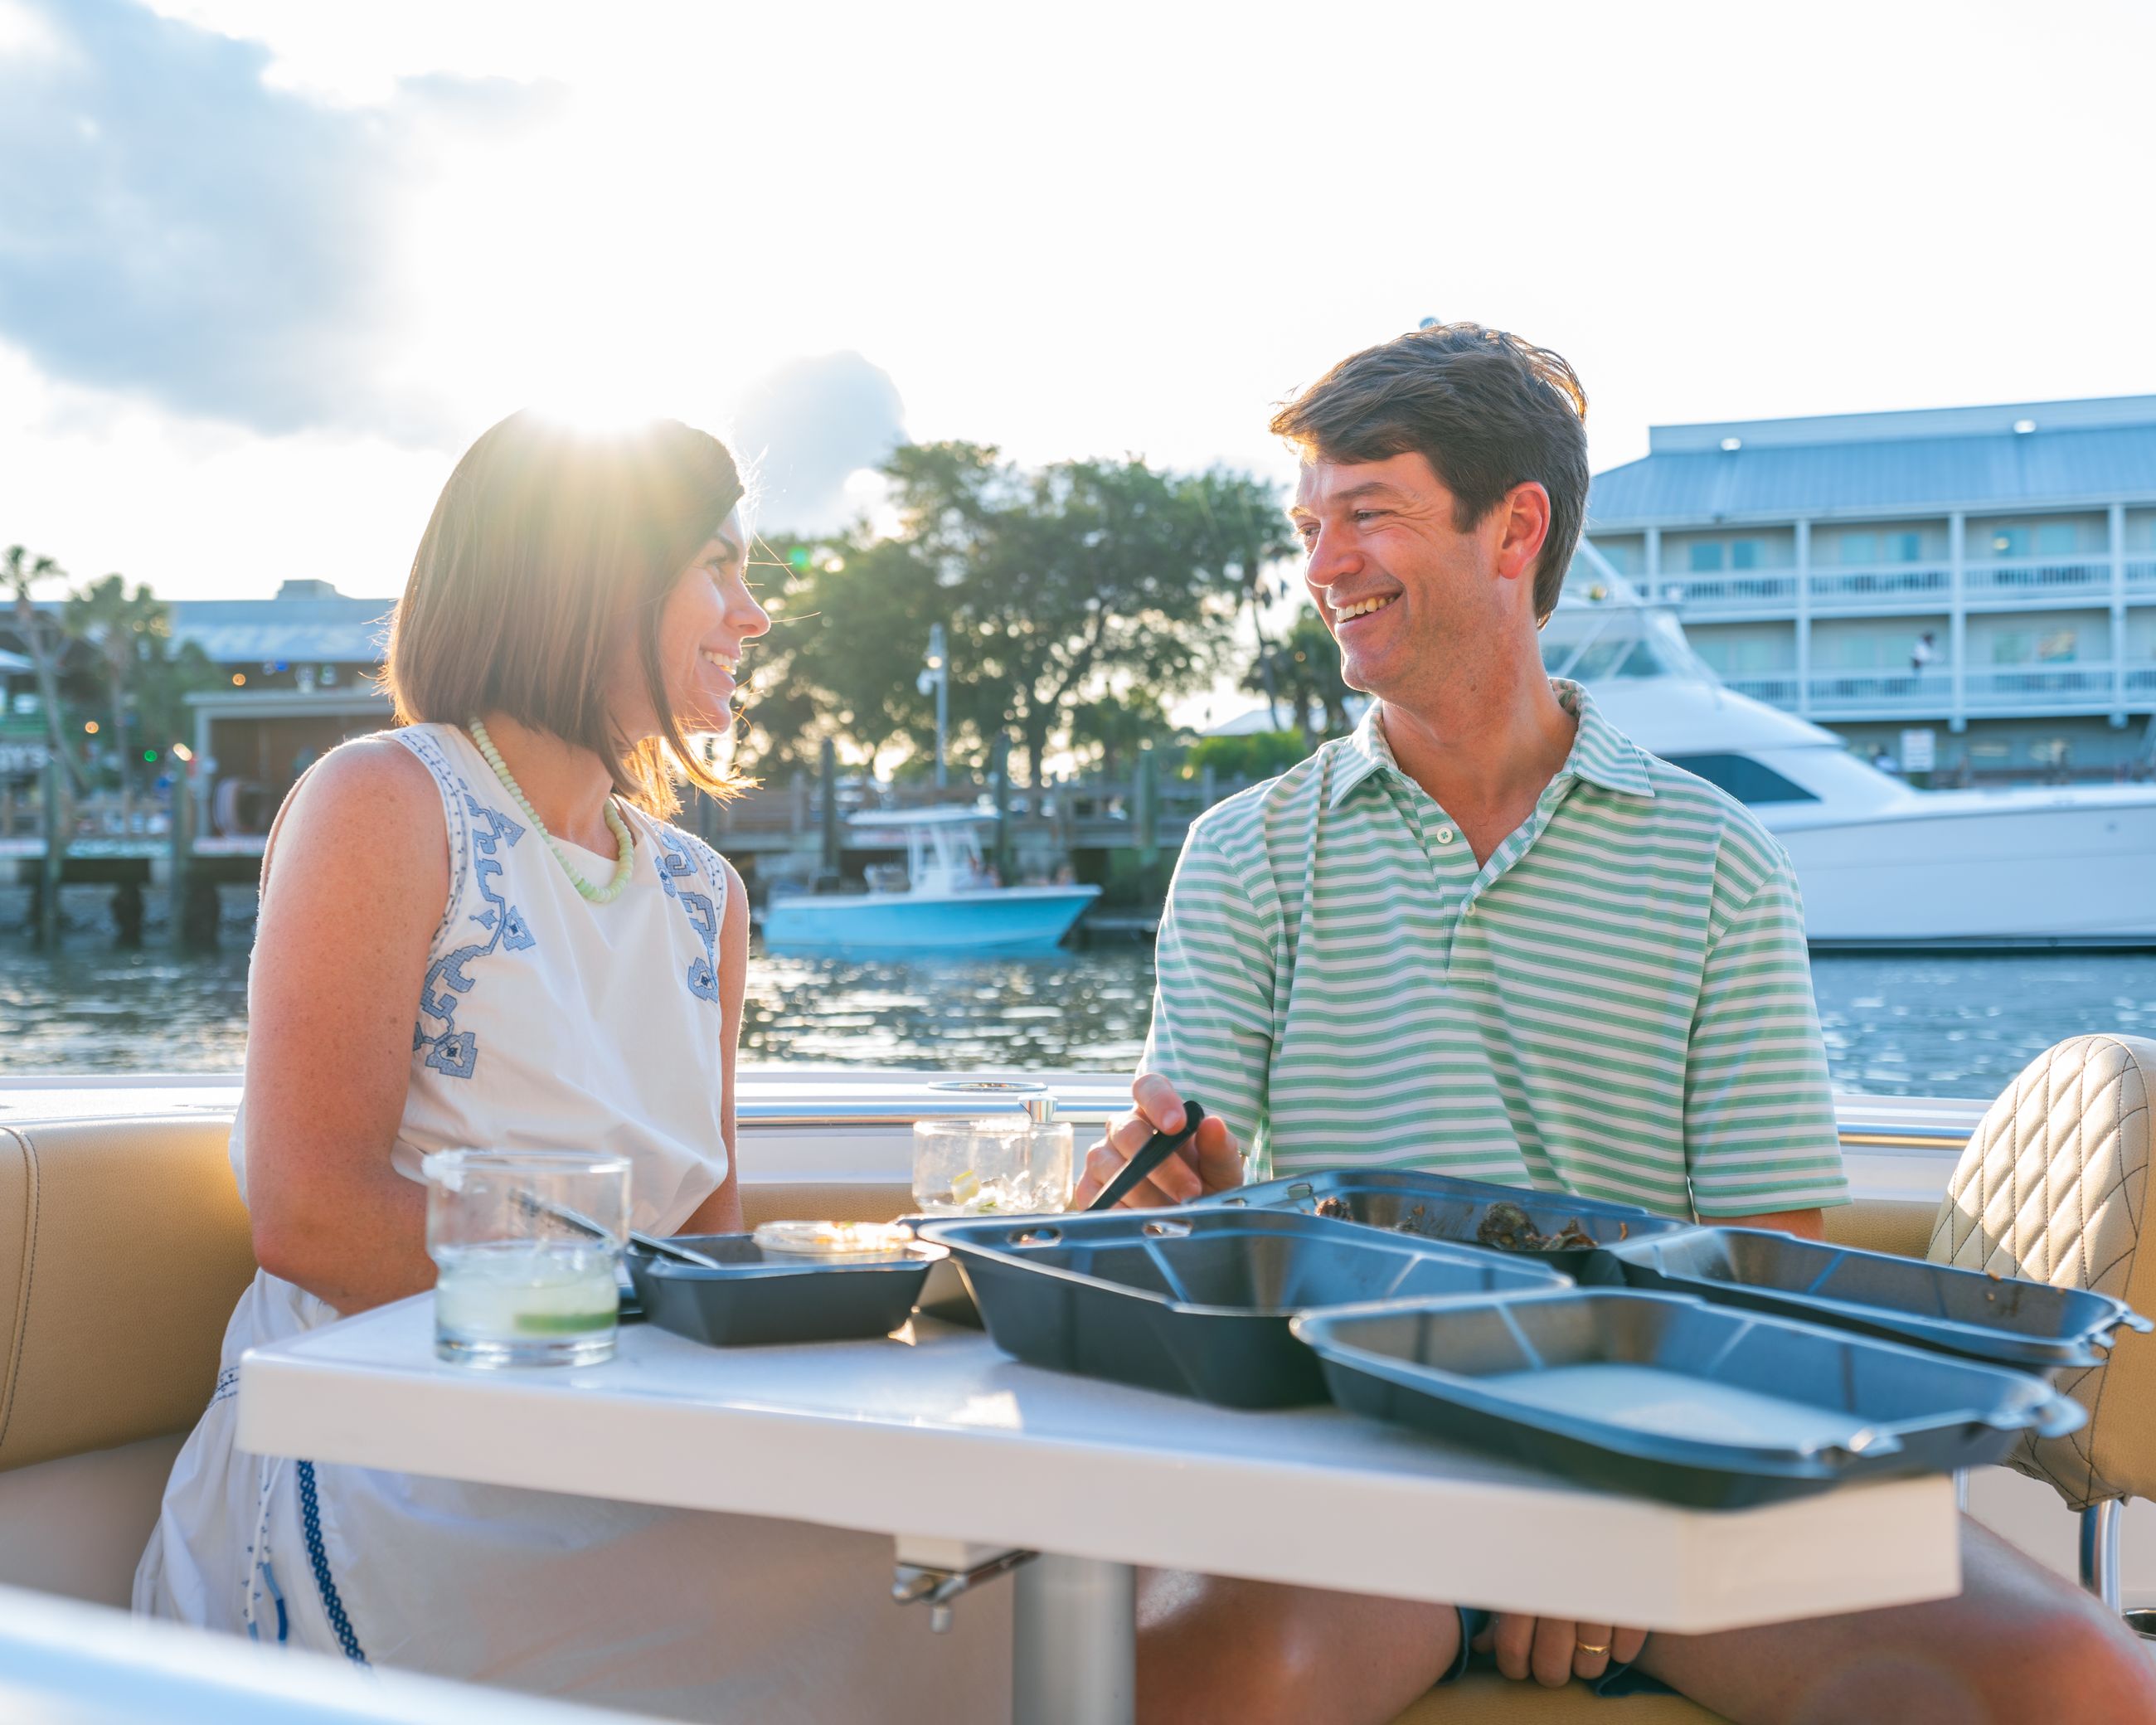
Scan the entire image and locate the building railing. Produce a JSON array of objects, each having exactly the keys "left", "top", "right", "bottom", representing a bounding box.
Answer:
[
  {"left": 1962, "top": 556, "right": 2114, "bottom": 598},
  {"left": 1660, "top": 556, "right": 2154, "bottom": 619},
  {"left": 1650, "top": 573, "right": 1797, "bottom": 610},
  {"left": 1727, "top": 663, "right": 2151, "bottom": 717},
  {"left": 1804, "top": 565, "right": 1952, "bottom": 608}
]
